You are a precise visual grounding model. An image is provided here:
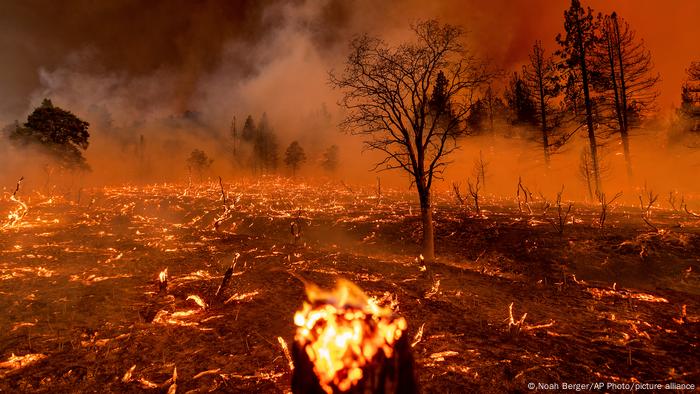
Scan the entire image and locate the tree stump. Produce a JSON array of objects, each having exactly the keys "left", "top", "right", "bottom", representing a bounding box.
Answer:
[{"left": 291, "top": 334, "right": 418, "bottom": 394}]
